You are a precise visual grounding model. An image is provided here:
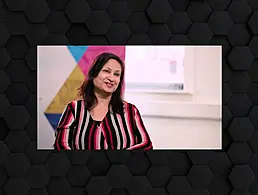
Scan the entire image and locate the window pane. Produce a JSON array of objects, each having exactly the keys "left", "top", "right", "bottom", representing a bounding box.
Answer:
[{"left": 124, "top": 46, "right": 185, "bottom": 92}]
